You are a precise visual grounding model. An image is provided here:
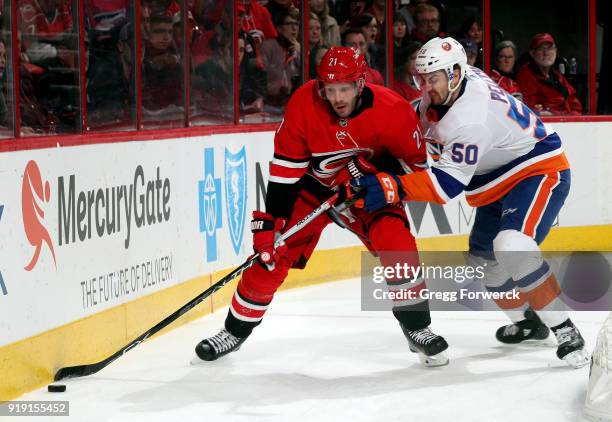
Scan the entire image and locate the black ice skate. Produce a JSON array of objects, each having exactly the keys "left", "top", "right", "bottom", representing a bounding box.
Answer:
[
  {"left": 400, "top": 324, "right": 449, "bottom": 367},
  {"left": 194, "top": 329, "right": 246, "bottom": 361},
  {"left": 495, "top": 307, "right": 550, "bottom": 344},
  {"left": 552, "top": 319, "right": 590, "bottom": 369}
]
